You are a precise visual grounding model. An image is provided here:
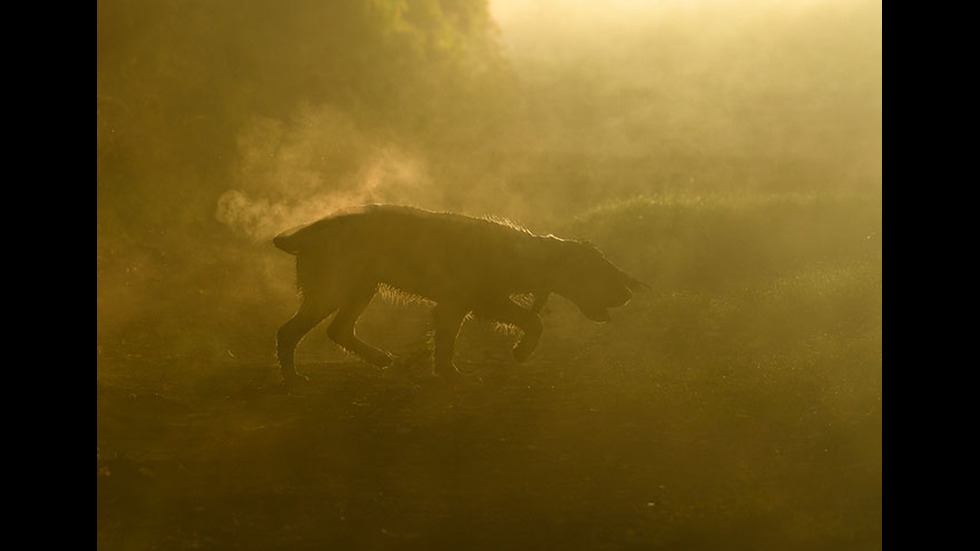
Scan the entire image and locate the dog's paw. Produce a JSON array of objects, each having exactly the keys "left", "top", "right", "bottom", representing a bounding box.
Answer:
[
  {"left": 512, "top": 341, "right": 536, "bottom": 363},
  {"left": 281, "top": 371, "right": 310, "bottom": 387},
  {"left": 365, "top": 350, "right": 395, "bottom": 369},
  {"left": 436, "top": 365, "right": 461, "bottom": 378}
]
